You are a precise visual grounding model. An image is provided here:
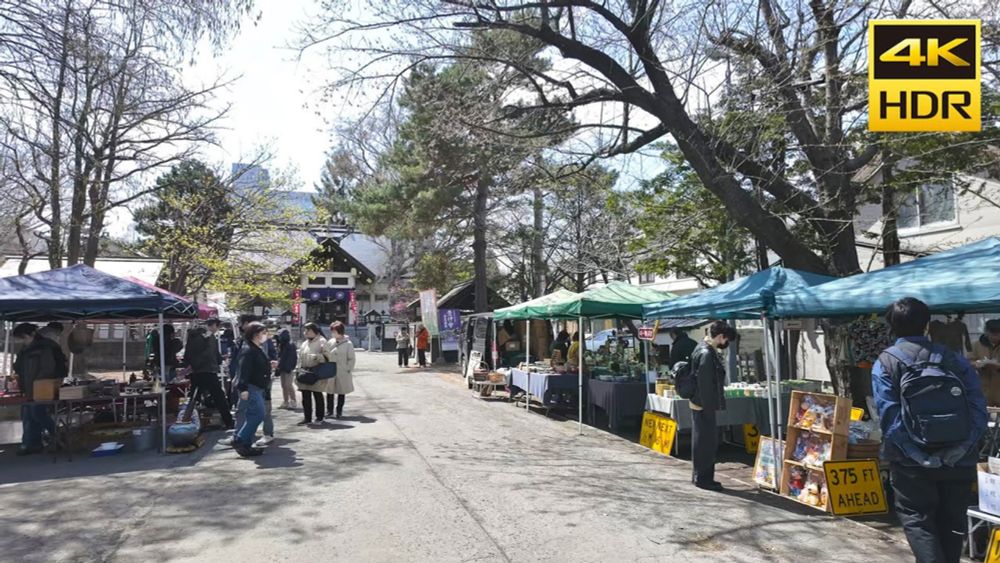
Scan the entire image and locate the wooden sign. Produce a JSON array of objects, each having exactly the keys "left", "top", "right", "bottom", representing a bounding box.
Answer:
[
  {"left": 743, "top": 424, "right": 760, "bottom": 454},
  {"left": 640, "top": 412, "right": 678, "bottom": 456},
  {"left": 823, "top": 459, "right": 888, "bottom": 516},
  {"left": 753, "top": 436, "right": 784, "bottom": 490},
  {"left": 988, "top": 528, "right": 1000, "bottom": 563}
]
